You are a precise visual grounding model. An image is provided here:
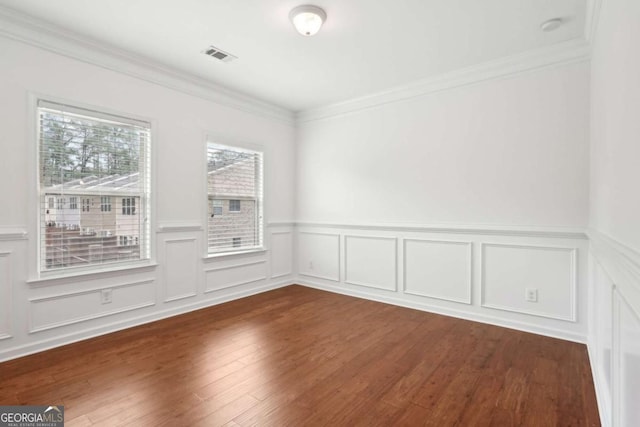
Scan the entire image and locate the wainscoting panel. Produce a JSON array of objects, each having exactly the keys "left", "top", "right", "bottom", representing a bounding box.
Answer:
[
  {"left": 344, "top": 235, "right": 397, "bottom": 291},
  {"left": 29, "top": 280, "right": 155, "bottom": 333},
  {"left": 295, "top": 223, "right": 588, "bottom": 343},
  {"left": 163, "top": 238, "right": 198, "bottom": 302},
  {"left": 591, "top": 257, "right": 614, "bottom": 422},
  {"left": 205, "top": 260, "right": 267, "bottom": 293},
  {"left": 404, "top": 239, "right": 472, "bottom": 304},
  {"left": 270, "top": 231, "right": 293, "bottom": 279},
  {"left": 481, "top": 244, "right": 576, "bottom": 321},
  {"left": 0, "top": 252, "right": 12, "bottom": 340},
  {"left": 298, "top": 232, "right": 340, "bottom": 282},
  {"left": 616, "top": 293, "right": 640, "bottom": 426}
]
